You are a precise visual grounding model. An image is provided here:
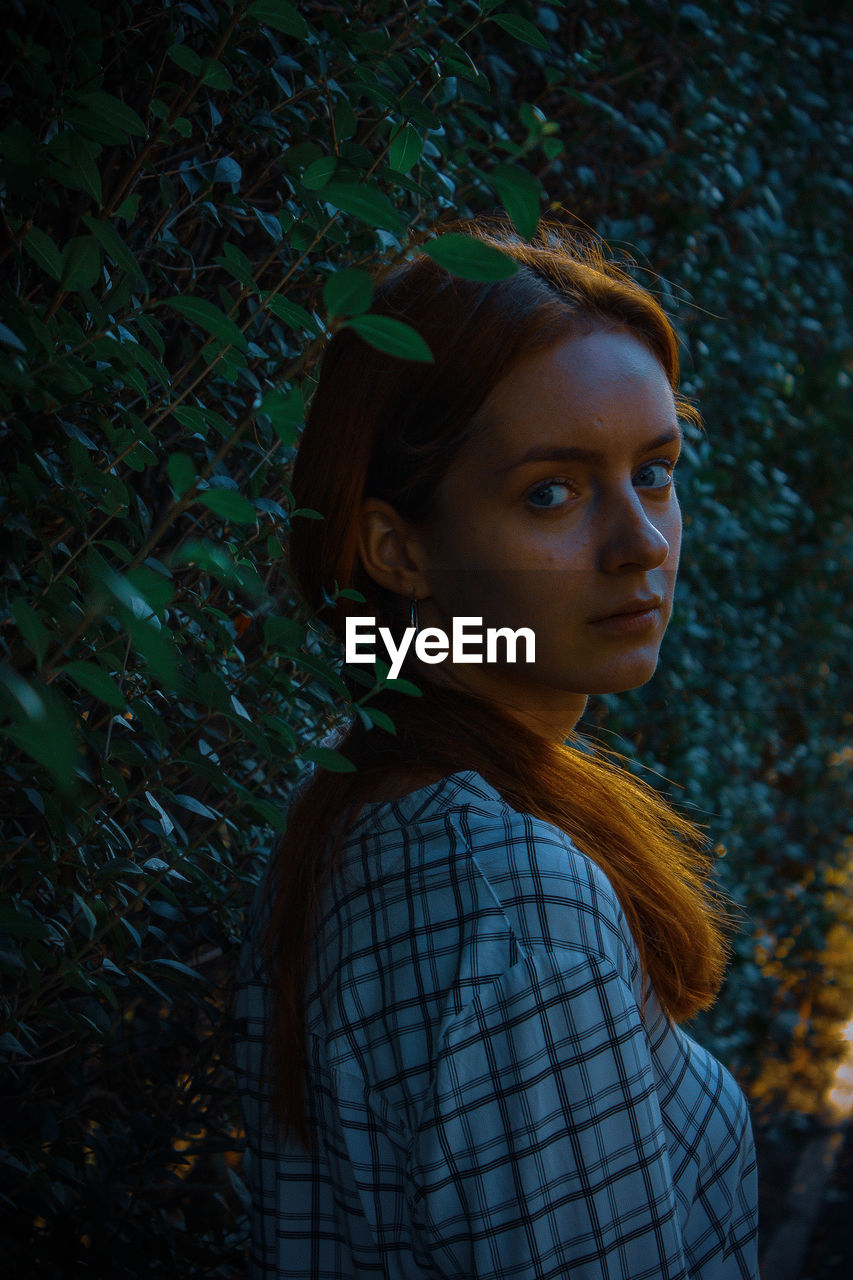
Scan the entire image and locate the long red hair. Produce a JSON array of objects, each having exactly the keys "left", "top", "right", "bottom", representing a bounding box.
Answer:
[{"left": 264, "top": 223, "right": 730, "bottom": 1150}]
